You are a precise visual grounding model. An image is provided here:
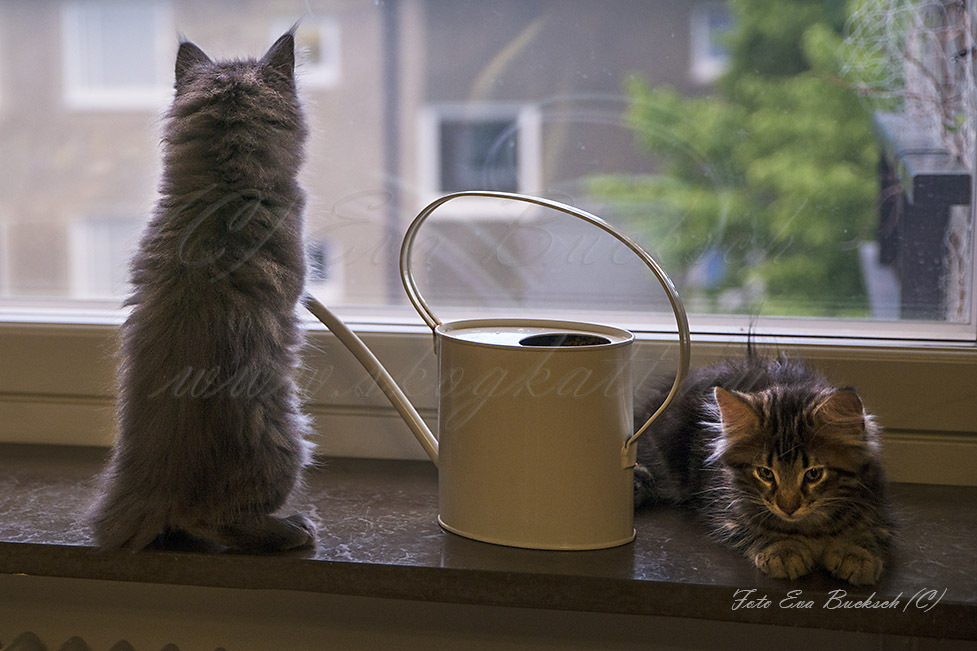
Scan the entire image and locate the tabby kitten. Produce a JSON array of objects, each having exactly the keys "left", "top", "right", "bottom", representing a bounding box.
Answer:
[
  {"left": 89, "top": 31, "right": 316, "bottom": 551},
  {"left": 634, "top": 353, "right": 894, "bottom": 585}
]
